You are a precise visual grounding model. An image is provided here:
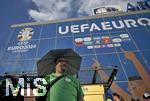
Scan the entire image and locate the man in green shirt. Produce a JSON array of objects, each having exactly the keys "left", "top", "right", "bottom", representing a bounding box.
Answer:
[{"left": 44, "top": 58, "right": 84, "bottom": 101}]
